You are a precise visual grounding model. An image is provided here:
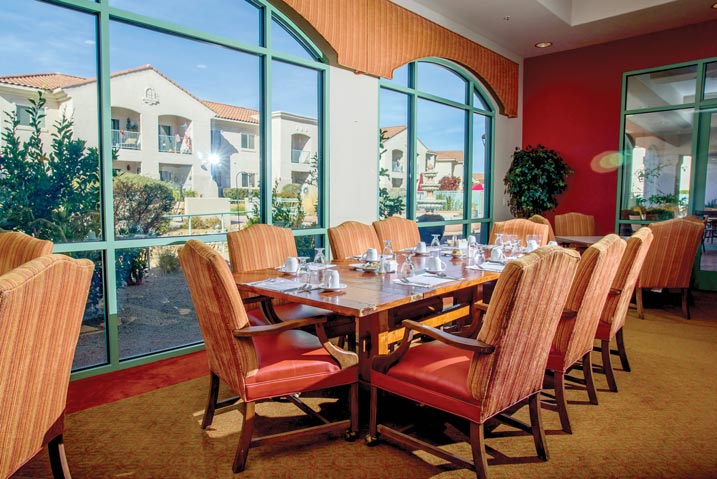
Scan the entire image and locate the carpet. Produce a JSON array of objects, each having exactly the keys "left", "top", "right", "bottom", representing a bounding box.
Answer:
[{"left": 13, "top": 292, "right": 717, "bottom": 479}]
